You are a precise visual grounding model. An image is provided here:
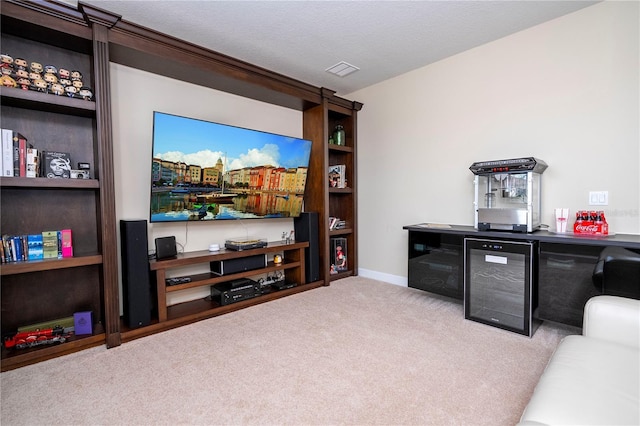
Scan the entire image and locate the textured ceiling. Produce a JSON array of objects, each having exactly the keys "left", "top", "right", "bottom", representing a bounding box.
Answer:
[{"left": 68, "top": 0, "right": 599, "bottom": 96}]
